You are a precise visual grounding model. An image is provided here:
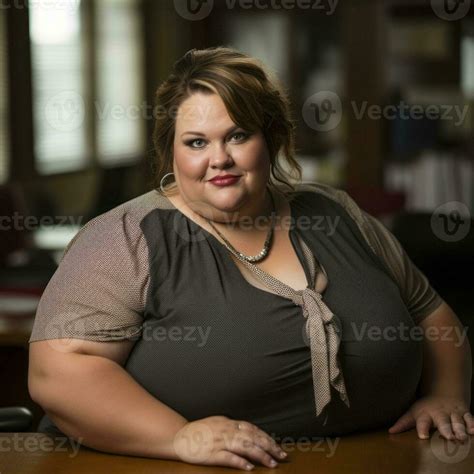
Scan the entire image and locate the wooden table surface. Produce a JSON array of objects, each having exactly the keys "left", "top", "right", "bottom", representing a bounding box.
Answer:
[{"left": 0, "top": 430, "right": 473, "bottom": 474}]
